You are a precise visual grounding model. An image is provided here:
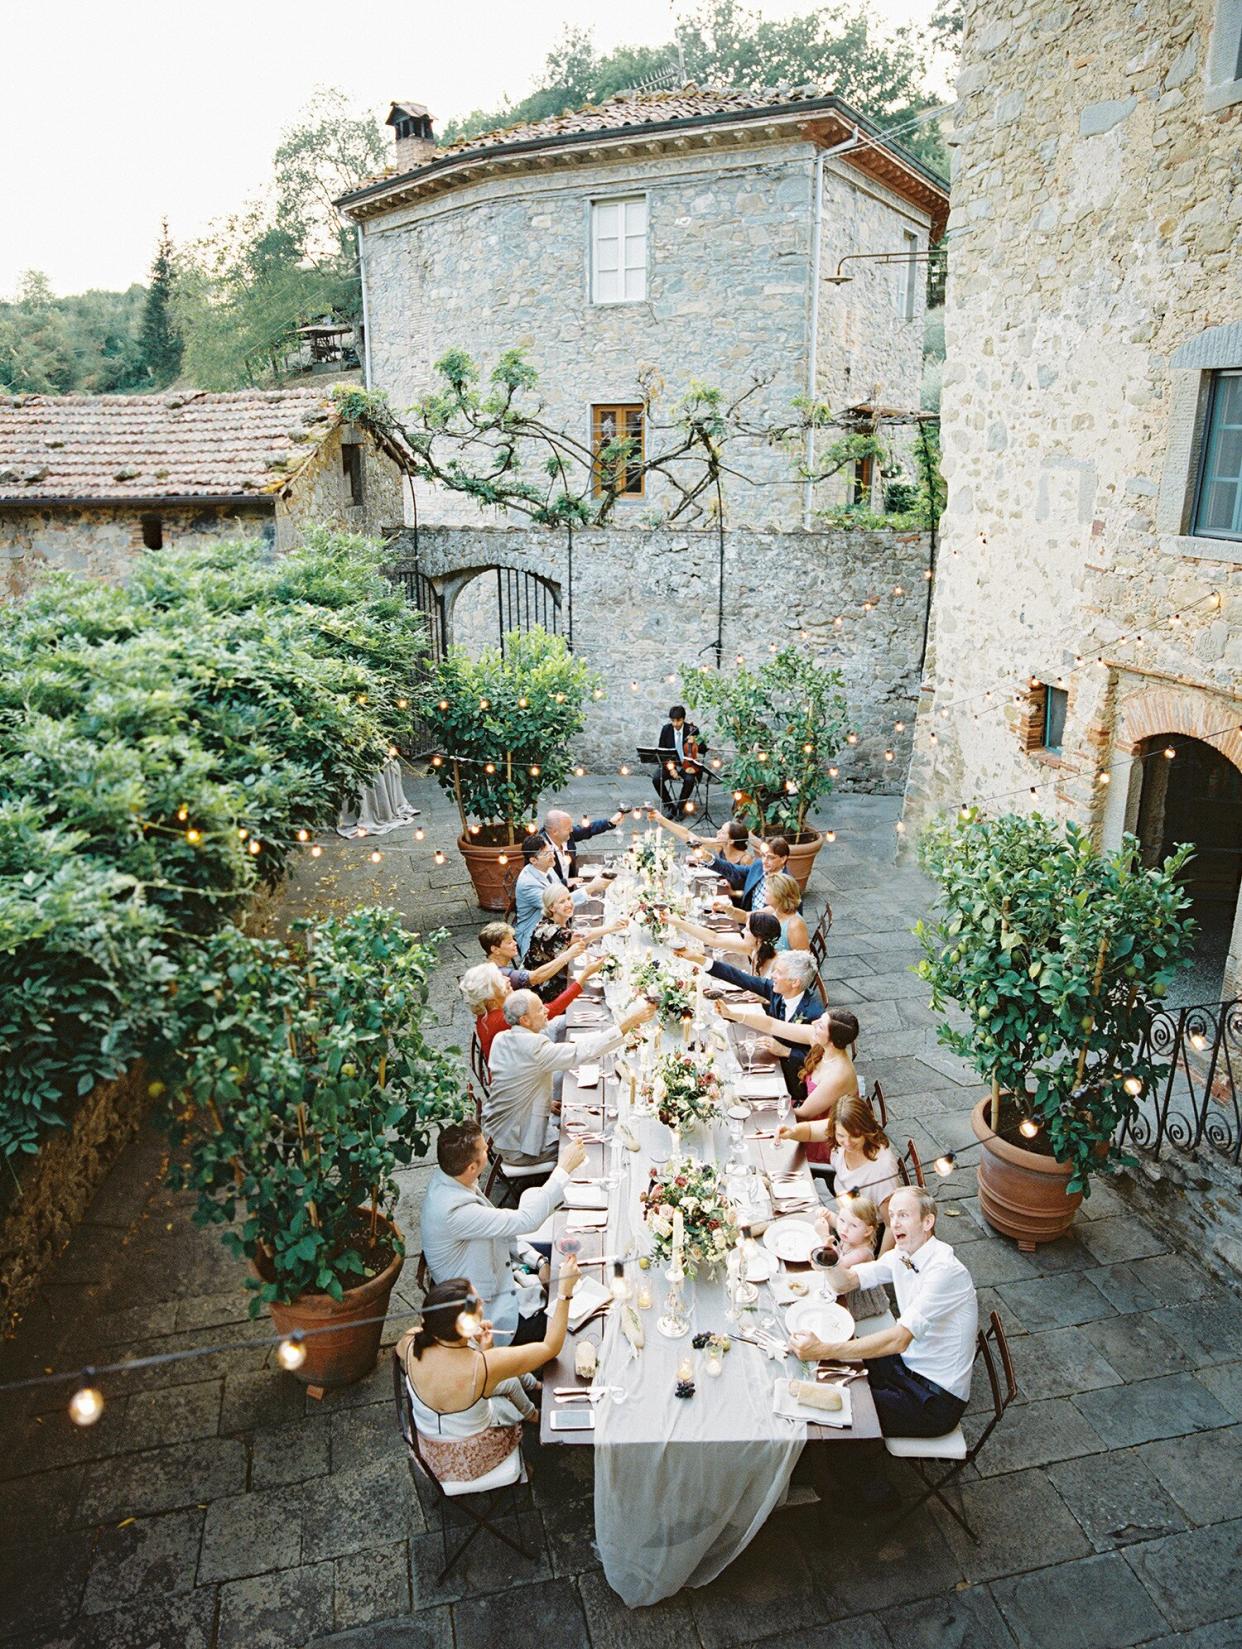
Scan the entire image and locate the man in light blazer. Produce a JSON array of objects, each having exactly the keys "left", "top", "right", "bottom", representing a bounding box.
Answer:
[{"left": 420, "top": 1121, "right": 585, "bottom": 1345}]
